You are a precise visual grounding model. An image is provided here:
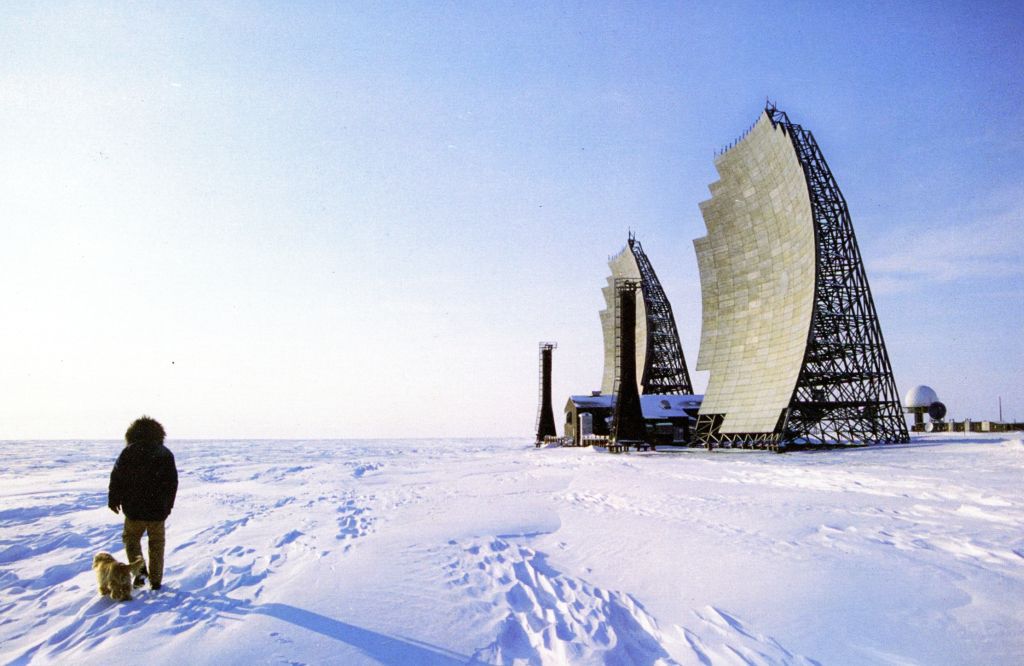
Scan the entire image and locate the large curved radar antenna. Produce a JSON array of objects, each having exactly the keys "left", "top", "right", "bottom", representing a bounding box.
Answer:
[
  {"left": 693, "top": 103, "right": 908, "bottom": 450},
  {"left": 598, "top": 234, "right": 693, "bottom": 396}
]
